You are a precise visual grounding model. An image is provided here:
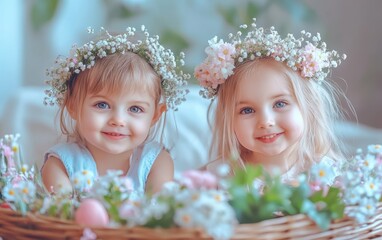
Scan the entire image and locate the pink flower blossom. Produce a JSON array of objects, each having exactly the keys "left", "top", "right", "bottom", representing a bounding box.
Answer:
[
  {"left": 2, "top": 145, "right": 15, "bottom": 168},
  {"left": 299, "top": 43, "right": 329, "bottom": 78},
  {"left": 300, "top": 60, "right": 320, "bottom": 78},
  {"left": 11, "top": 175, "right": 23, "bottom": 185},
  {"left": 194, "top": 63, "right": 213, "bottom": 87},
  {"left": 194, "top": 38, "right": 235, "bottom": 90},
  {"left": 181, "top": 170, "right": 218, "bottom": 189},
  {"left": 309, "top": 181, "right": 322, "bottom": 192},
  {"left": 214, "top": 42, "right": 236, "bottom": 61},
  {"left": 377, "top": 155, "right": 382, "bottom": 165}
]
